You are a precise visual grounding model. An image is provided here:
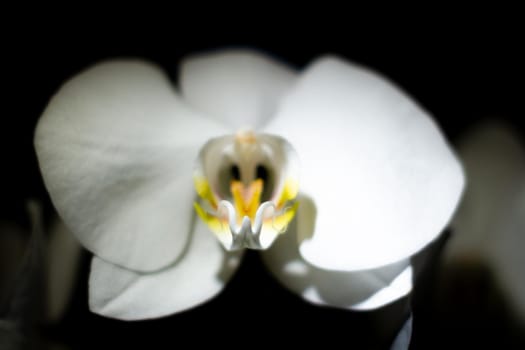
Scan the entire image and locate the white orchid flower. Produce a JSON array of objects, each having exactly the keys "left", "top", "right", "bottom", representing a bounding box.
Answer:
[
  {"left": 445, "top": 121, "right": 525, "bottom": 324},
  {"left": 34, "top": 50, "right": 464, "bottom": 320}
]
